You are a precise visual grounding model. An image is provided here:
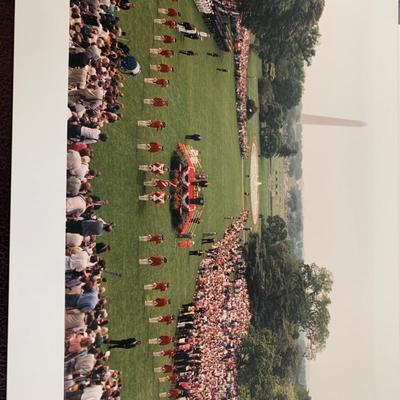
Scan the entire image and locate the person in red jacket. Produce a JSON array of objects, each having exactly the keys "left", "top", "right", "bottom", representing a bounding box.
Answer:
[
  {"left": 159, "top": 388, "right": 183, "bottom": 398},
  {"left": 148, "top": 314, "right": 175, "bottom": 324},
  {"left": 145, "top": 297, "right": 171, "bottom": 307},
  {"left": 143, "top": 97, "right": 168, "bottom": 107},
  {"left": 144, "top": 77, "right": 170, "bottom": 88},
  {"left": 158, "top": 7, "right": 180, "bottom": 17},
  {"left": 154, "top": 34, "right": 176, "bottom": 43},
  {"left": 138, "top": 233, "right": 164, "bottom": 244},
  {"left": 138, "top": 162, "right": 169, "bottom": 175},
  {"left": 158, "top": 374, "right": 177, "bottom": 383},
  {"left": 137, "top": 142, "right": 164, "bottom": 152},
  {"left": 144, "top": 281, "right": 169, "bottom": 291},
  {"left": 150, "top": 64, "right": 175, "bottom": 73},
  {"left": 149, "top": 335, "right": 172, "bottom": 345},
  {"left": 154, "top": 18, "right": 177, "bottom": 29},
  {"left": 154, "top": 364, "right": 174, "bottom": 374},
  {"left": 149, "top": 48, "right": 174, "bottom": 58},
  {"left": 153, "top": 348, "right": 174, "bottom": 357},
  {"left": 144, "top": 179, "right": 177, "bottom": 189},
  {"left": 137, "top": 119, "right": 166, "bottom": 132},
  {"left": 139, "top": 256, "right": 167, "bottom": 266},
  {"left": 138, "top": 191, "right": 170, "bottom": 204}
]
